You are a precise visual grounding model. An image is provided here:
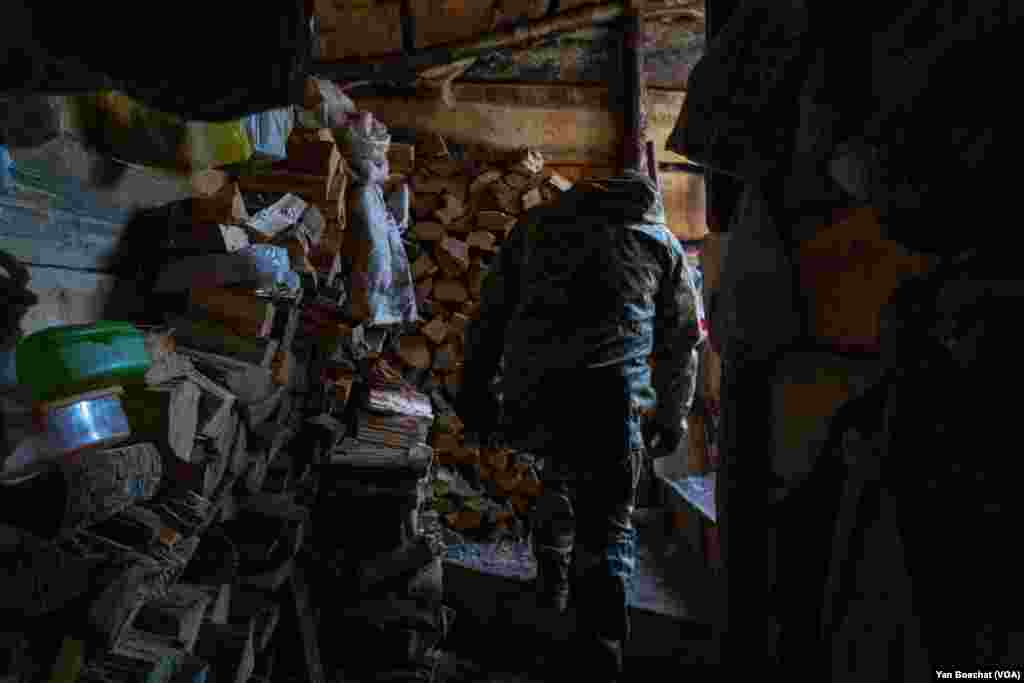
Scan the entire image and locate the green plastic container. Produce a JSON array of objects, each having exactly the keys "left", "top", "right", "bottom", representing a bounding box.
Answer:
[{"left": 16, "top": 322, "right": 152, "bottom": 402}]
